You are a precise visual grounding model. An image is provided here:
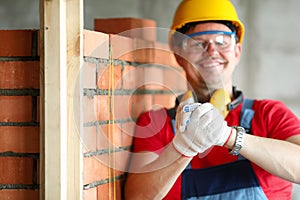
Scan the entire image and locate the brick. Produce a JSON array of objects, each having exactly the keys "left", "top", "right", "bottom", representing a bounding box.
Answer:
[
  {"left": 110, "top": 126, "right": 122, "bottom": 147},
  {"left": 82, "top": 126, "right": 97, "bottom": 153},
  {"left": 97, "top": 63, "right": 122, "bottom": 90},
  {"left": 97, "top": 180, "right": 122, "bottom": 200},
  {"left": 113, "top": 151, "right": 131, "bottom": 172},
  {"left": 0, "top": 190, "right": 39, "bottom": 200},
  {"left": 37, "top": 30, "right": 40, "bottom": 57},
  {"left": 0, "top": 157, "right": 34, "bottom": 184},
  {"left": 121, "top": 122, "right": 135, "bottom": 142},
  {"left": 0, "top": 30, "right": 38, "bottom": 57},
  {"left": 37, "top": 96, "right": 40, "bottom": 122},
  {"left": 97, "top": 124, "right": 122, "bottom": 149},
  {"left": 82, "top": 61, "right": 97, "bottom": 89},
  {"left": 90, "top": 124, "right": 133, "bottom": 172},
  {"left": 0, "top": 126, "right": 39, "bottom": 153},
  {"left": 153, "top": 42, "right": 180, "bottom": 67},
  {"left": 94, "top": 18, "right": 156, "bottom": 41},
  {"left": 94, "top": 95, "right": 108, "bottom": 121},
  {"left": 154, "top": 94, "right": 176, "bottom": 109},
  {"left": 0, "top": 96, "right": 33, "bottom": 122},
  {"left": 36, "top": 160, "right": 40, "bottom": 184},
  {"left": 131, "top": 94, "right": 153, "bottom": 119},
  {"left": 143, "top": 66, "right": 165, "bottom": 90},
  {"left": 97, "top": 125, "right": 109, "bottom": 151},
  {"left": 96, "top": 63, "right": 108, "bottom": 90},
  {"left": 0, "top": 61, "right": 39, "bottom": 89},
  {"left": 132, "top": 38, "right": 155, "bottom": 63},
  {"left": 121, "top": 65, "right": 145, "bottom": 90},
  {"left": 83, "top": 156, "right": 109, "bottom": 185},
  {"left": 113, "top": 95, "right": 132, "bottom": 120},
  {"left": 83, "top": 30, "right": 109, "bottom": 59},
  {"left": 83, "top": 187, "right": 97, "bottom": 200},
  {"left": 83, "top": 96, "right": 98, "bottom": 123},
  {"left": 110, "top": 34, "right": 134, "bottom": 62},
  {"left": 163, "top": 66, "right": 187, "bottom": 92},
  {"left": 112, "top": 65, "right": 123, "bottom": 90}
]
